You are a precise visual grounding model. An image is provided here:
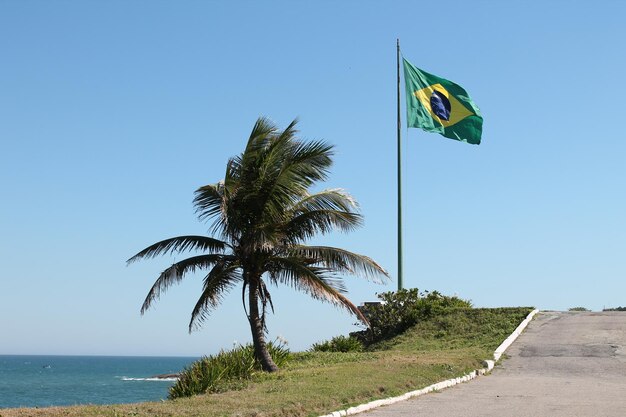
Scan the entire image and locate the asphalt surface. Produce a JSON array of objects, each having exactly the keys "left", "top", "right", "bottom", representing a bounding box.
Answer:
[{"left": 359, "top": 311, "right": 626, "bottom": 417}]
